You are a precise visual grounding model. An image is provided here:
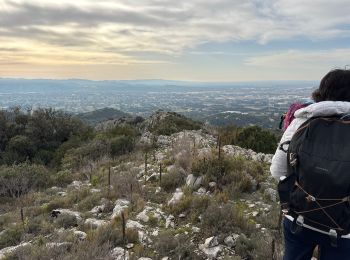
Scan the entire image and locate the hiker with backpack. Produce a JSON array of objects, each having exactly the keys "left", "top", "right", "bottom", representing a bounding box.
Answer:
[{"left": 271, "top": 69, "right": 350, "bottom": 260}]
